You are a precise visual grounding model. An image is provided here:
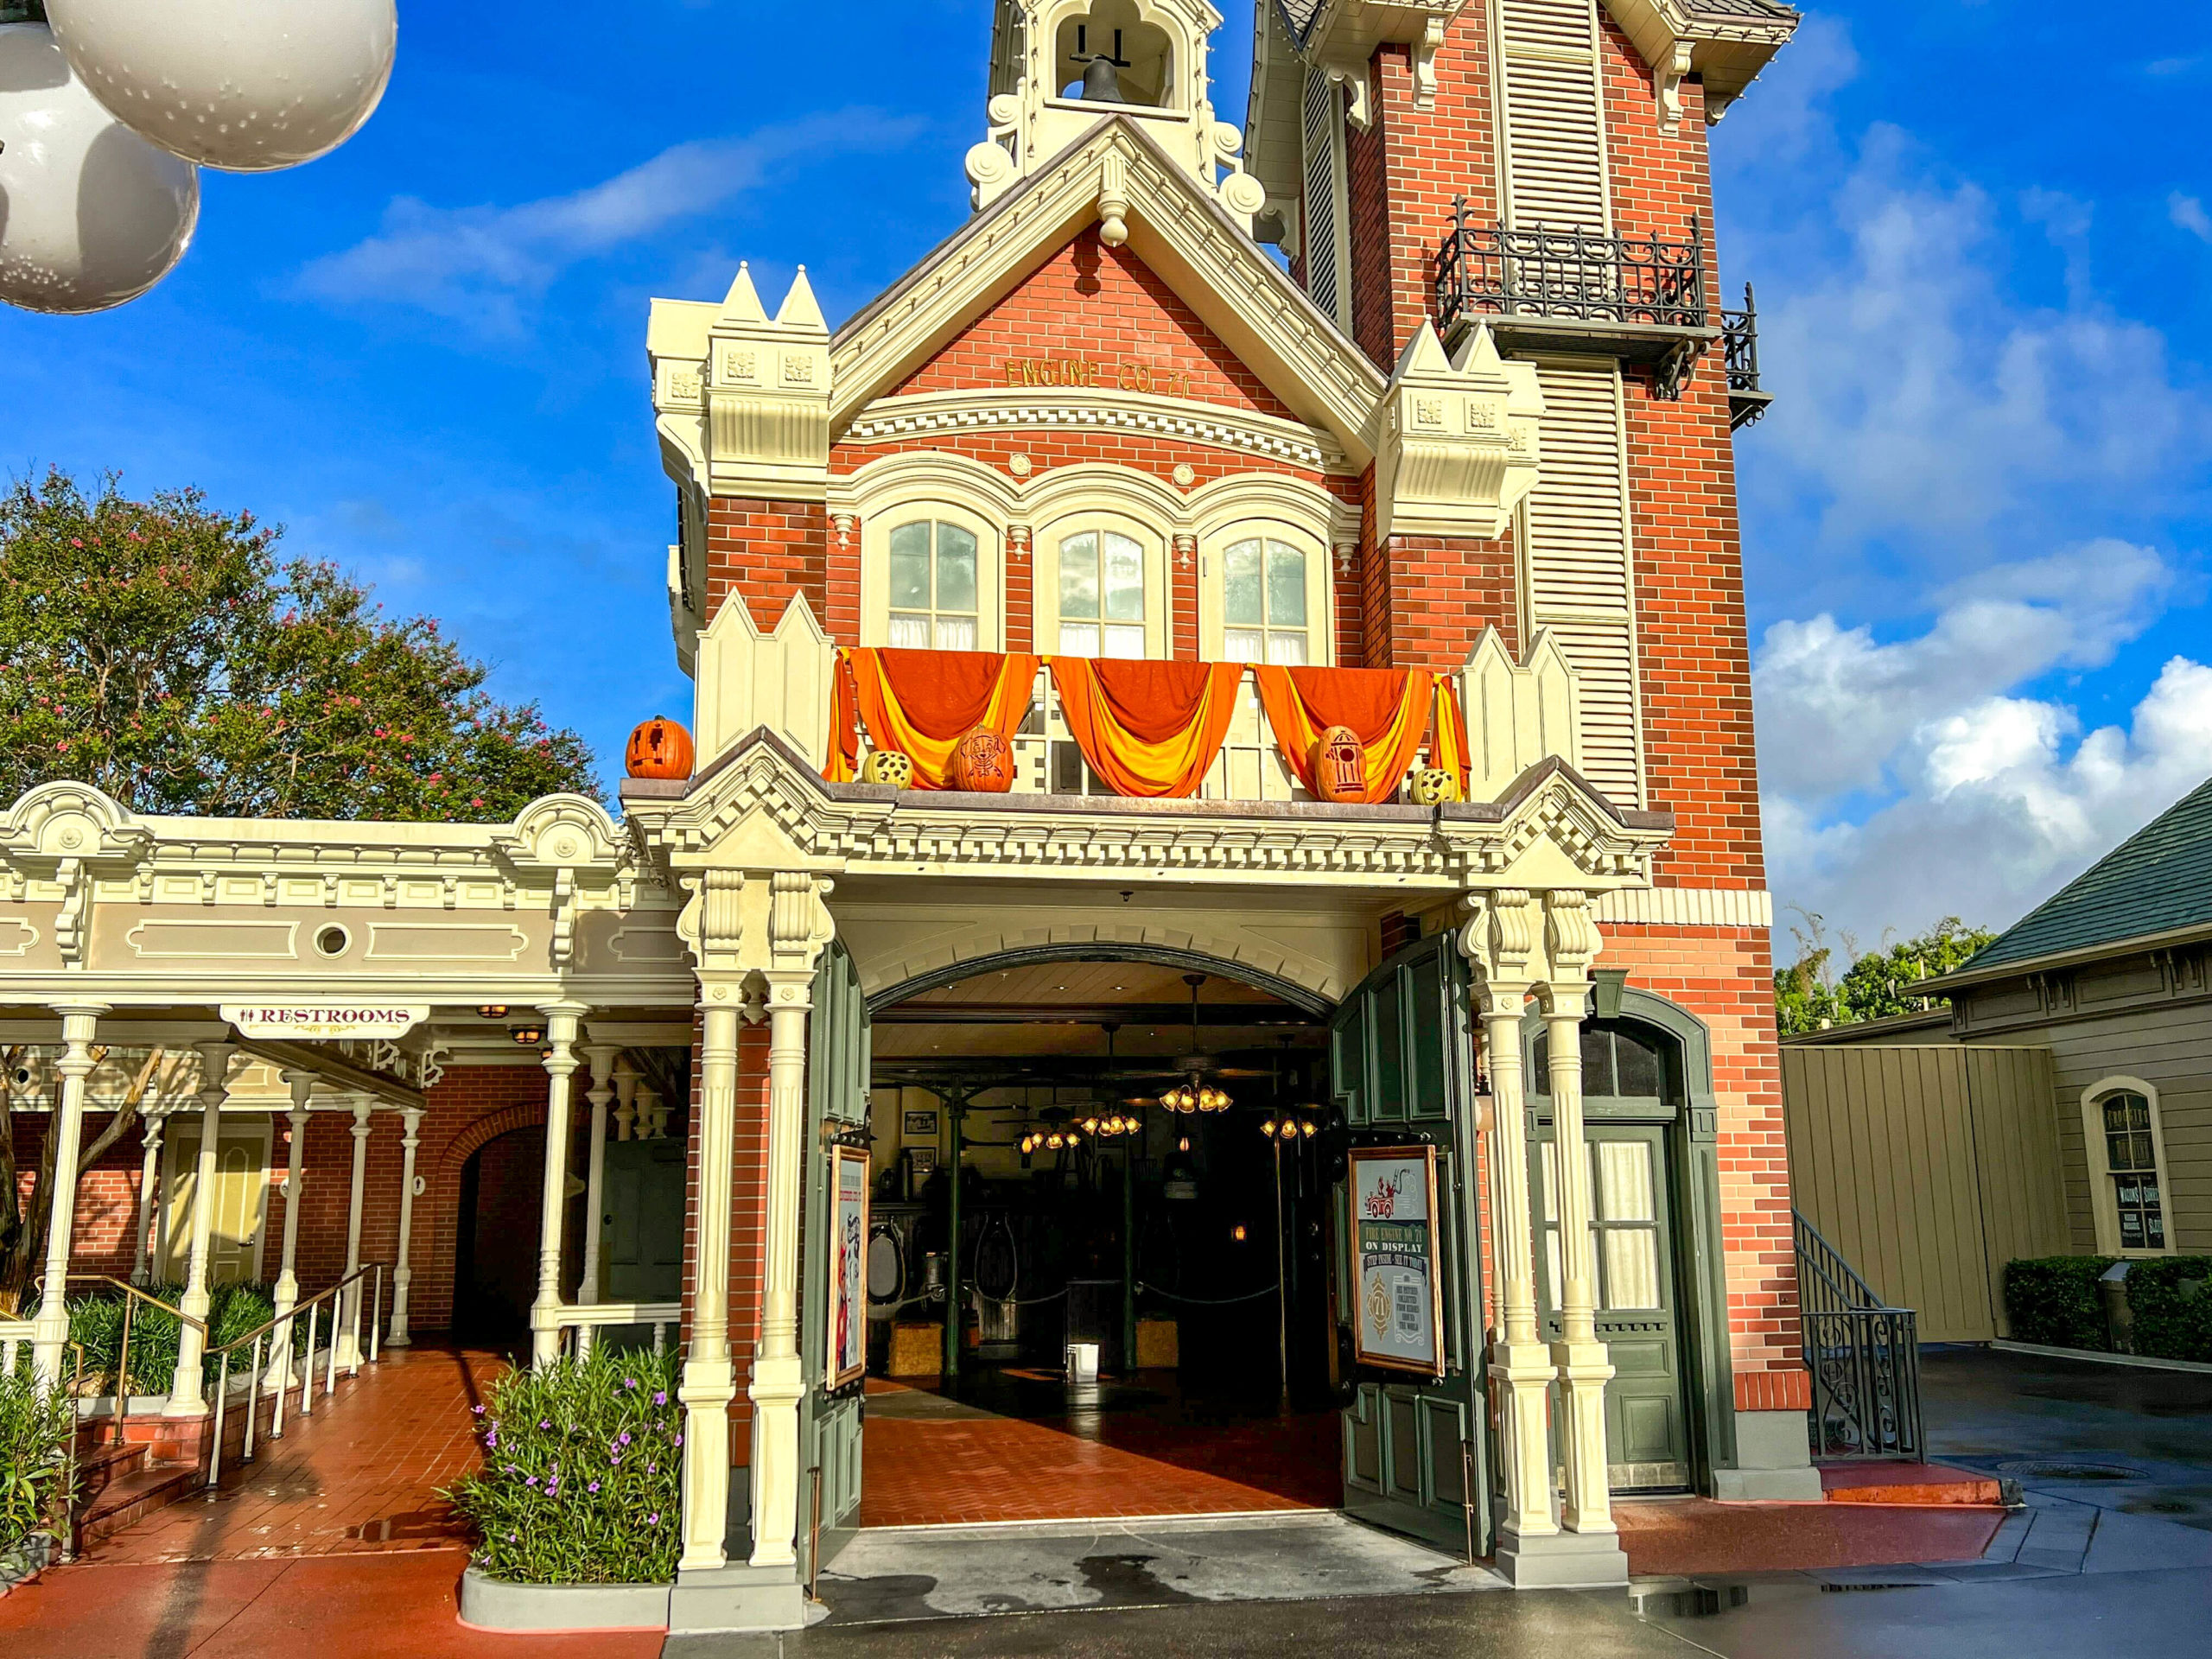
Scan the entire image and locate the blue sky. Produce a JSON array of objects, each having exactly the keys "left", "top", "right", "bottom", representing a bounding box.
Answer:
[{"left": 4, "top": 1, "right": 2208, "bottom": 958}]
